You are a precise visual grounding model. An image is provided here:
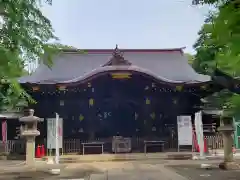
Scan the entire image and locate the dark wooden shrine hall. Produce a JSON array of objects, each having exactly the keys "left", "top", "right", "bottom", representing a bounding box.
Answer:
[{"left": 3, "top": 45, "right": 238, "bottom": 153}]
